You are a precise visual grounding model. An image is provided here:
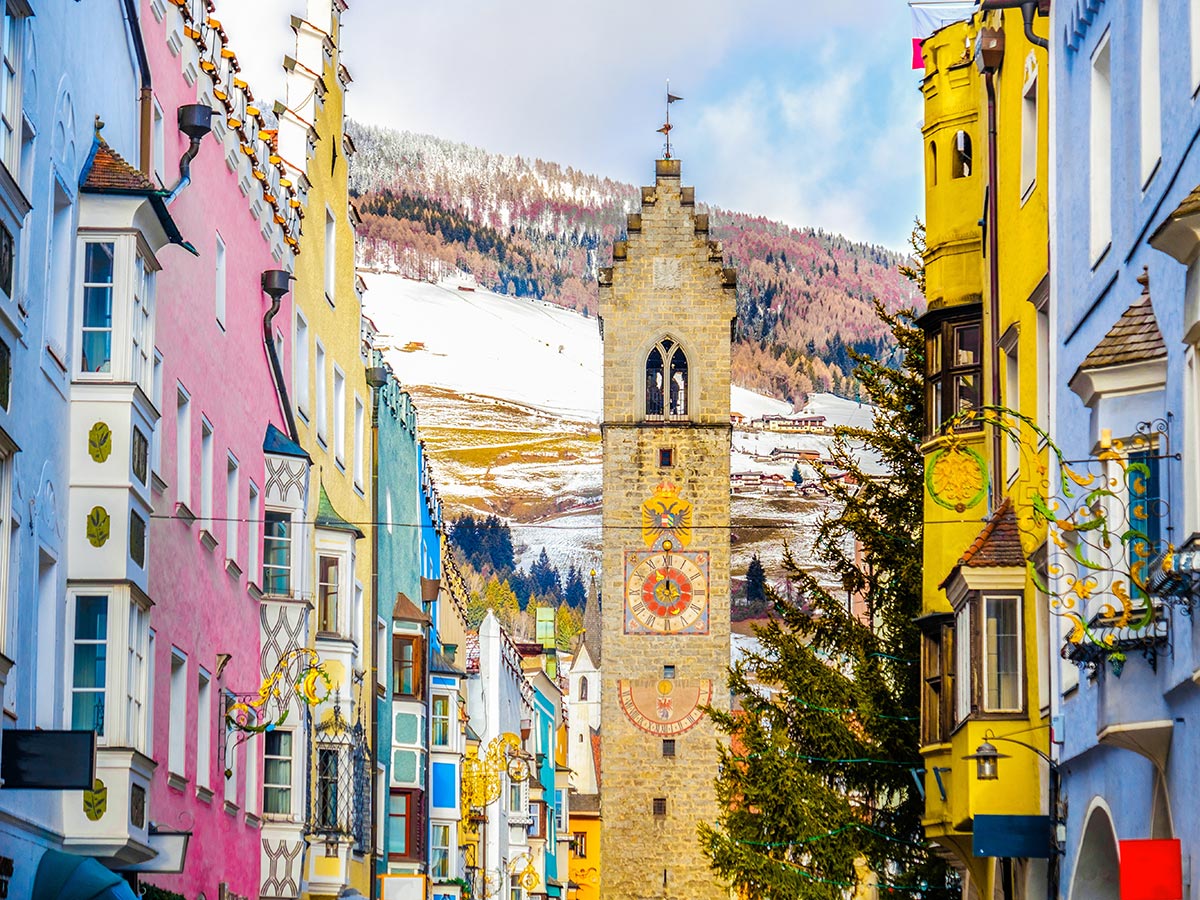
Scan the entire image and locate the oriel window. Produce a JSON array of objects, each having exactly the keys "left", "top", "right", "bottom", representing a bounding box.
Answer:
[{"left": 924, "top": 314, "right": 983, "bottom": 437}]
